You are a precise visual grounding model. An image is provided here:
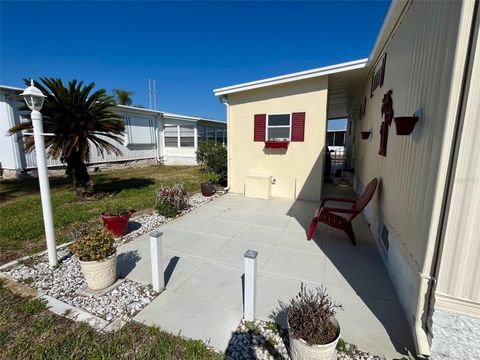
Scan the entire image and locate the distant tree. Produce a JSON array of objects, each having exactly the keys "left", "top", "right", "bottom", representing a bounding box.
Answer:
[
  {"left": 9, "top": 78, "right": 125, "bottom": 194},
  {"left": 112, "top": 89, "right": 135, "bottom": 106}
]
